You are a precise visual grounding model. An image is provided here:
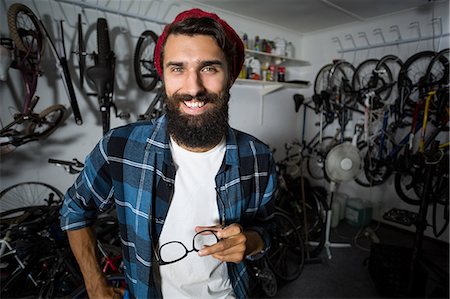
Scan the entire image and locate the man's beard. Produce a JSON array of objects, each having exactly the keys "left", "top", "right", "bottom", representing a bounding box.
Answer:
[{"left": 166, "top": 90, "right": 230, "bottom": 149}]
